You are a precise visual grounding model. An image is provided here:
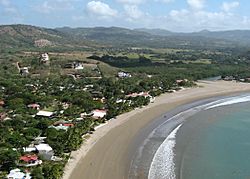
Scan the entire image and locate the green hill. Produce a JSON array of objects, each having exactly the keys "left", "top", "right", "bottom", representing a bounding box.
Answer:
[
  {"left": 0, "top": 24, "right": 249, "bottom": 51},
  {"left": 0, "top": 24, "right": 93, "bottom": 51}
]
